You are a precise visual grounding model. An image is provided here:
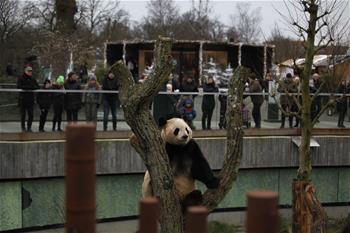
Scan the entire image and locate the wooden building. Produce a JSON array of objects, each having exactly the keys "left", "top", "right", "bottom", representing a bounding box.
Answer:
[{"left": 105, "top": 40, "right": 275, "bottom": 85}]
